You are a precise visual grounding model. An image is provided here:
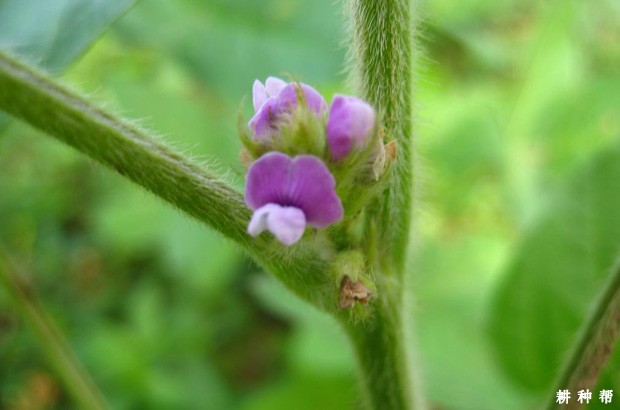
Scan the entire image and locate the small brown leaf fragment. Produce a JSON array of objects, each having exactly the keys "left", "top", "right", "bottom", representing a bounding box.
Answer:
[
  {"left": 372, "top": 139, "right": 397, "bottom": 180},
  {"left": 384, "top": 139, "right": 397, "bottom": 162},
  {"left": 239, "top": 148, "right": 252, "bottom": 167},
  {"left": 372, "top": 143, "right": 386, "bottom": 181},
  {"left": 339, "top": 275, "right": 373, "bottom": 309}
]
